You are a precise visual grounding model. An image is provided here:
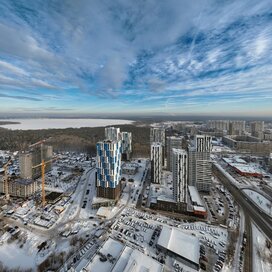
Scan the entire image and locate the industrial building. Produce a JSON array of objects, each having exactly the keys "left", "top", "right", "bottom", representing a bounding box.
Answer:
[
  {"left": 96, "top": 139, "right": 122, "bottom": 200},
  {"left": 157, "top": 226, "right": 200, "bottom": 271},
  {"left": 166, "top": 136, "right": 183, "bottom": 171},
  {"left": 151, "top": 142, "right": 162, "bottom": 184}
]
